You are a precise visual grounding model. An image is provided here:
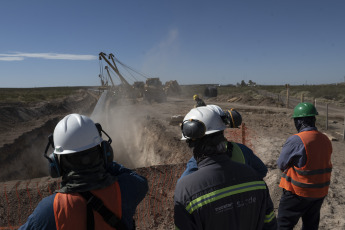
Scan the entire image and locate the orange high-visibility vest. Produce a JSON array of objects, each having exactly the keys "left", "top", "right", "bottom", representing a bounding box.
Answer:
[
  {"left": 279, "top": 130, "right": 332, "bottom": 198},
  {"left": 53, "top": 182, "right": 122, "bottom": 230}
]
